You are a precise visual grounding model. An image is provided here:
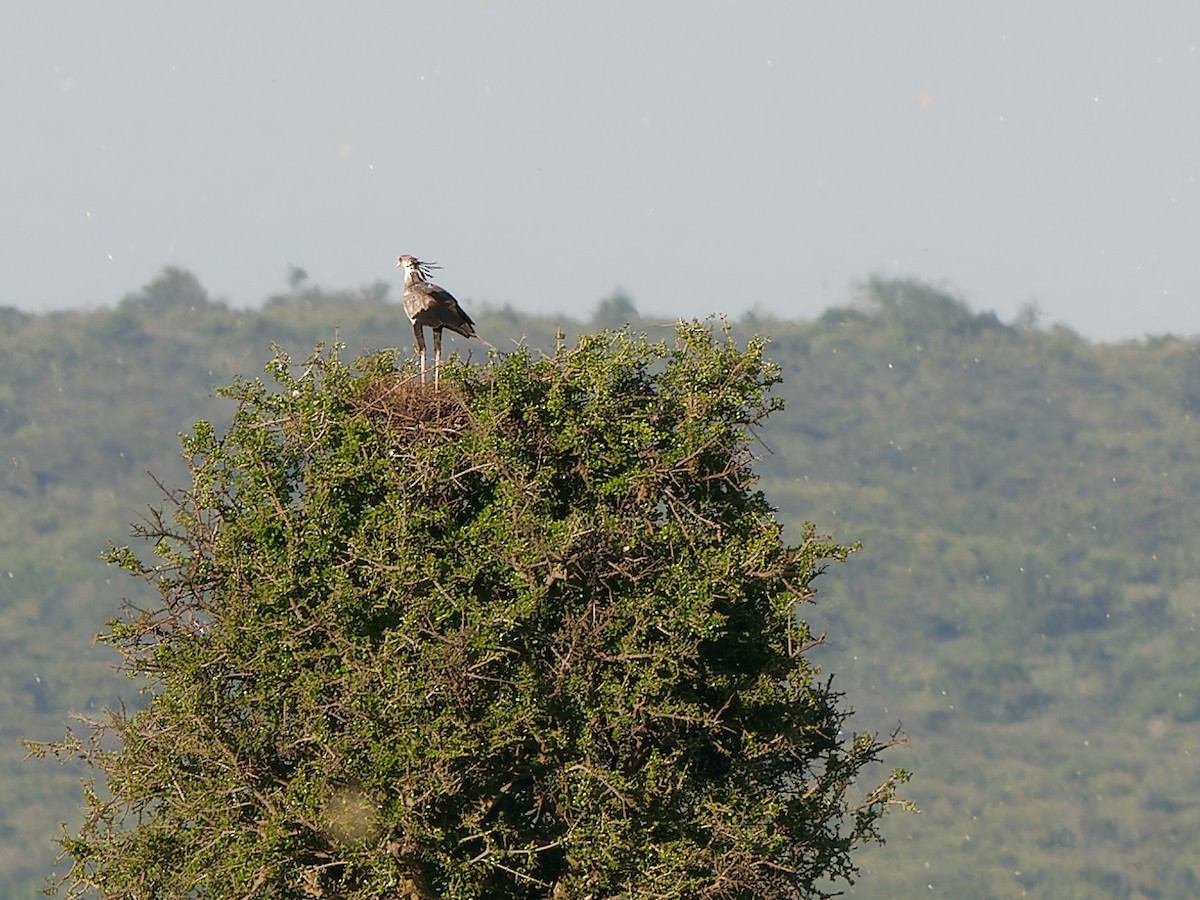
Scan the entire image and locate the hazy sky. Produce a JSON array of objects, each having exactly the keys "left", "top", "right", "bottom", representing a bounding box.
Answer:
[{"left": 4, "top": 2, "right": 1199, "bottom": 341}]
